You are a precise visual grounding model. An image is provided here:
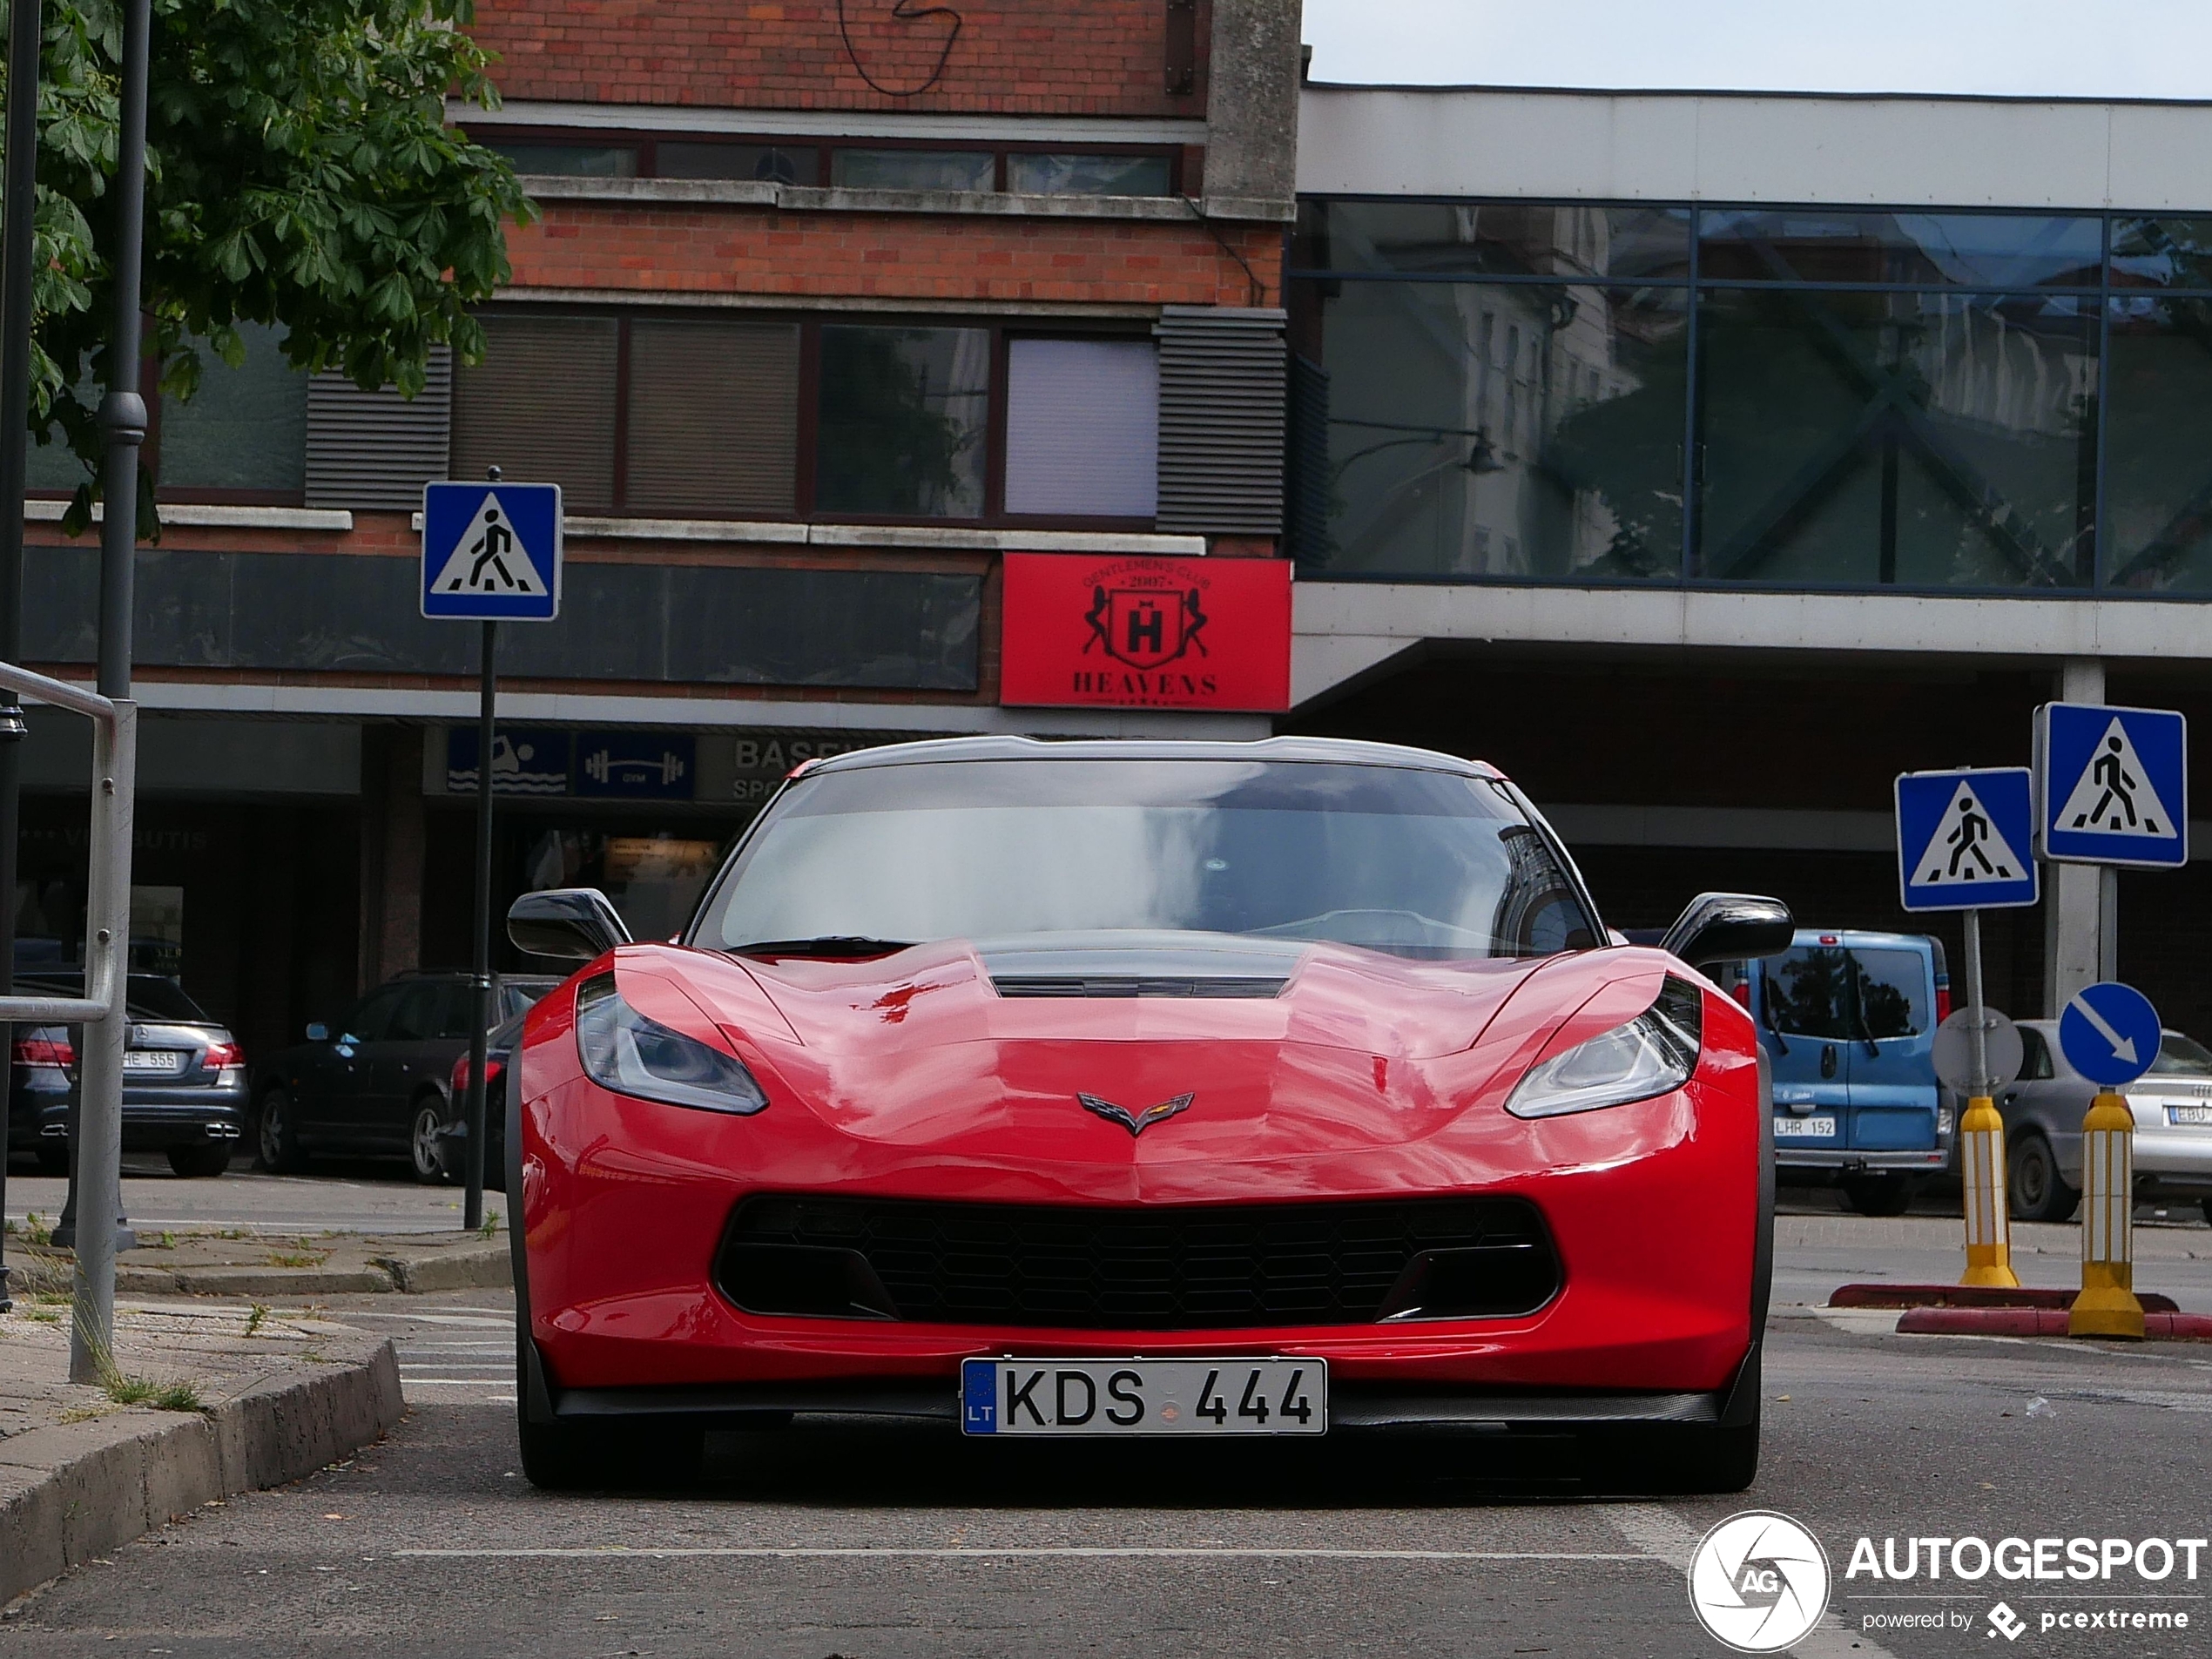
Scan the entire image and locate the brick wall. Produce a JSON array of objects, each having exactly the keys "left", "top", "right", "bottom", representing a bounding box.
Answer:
[
  {"left": 473, "top": 0, "right": 1209, "bottom": 116},
  {"left": 509, "top": 202, "right": 1279, "bottom": 307}
]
